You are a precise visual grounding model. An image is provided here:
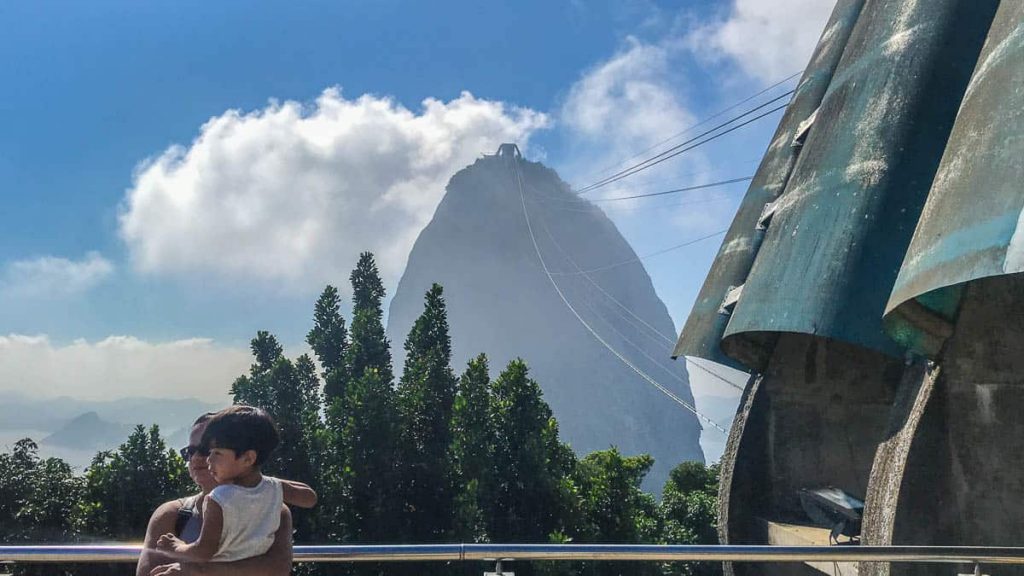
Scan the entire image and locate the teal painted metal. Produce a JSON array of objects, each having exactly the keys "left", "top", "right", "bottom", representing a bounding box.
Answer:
[
  {"left": 719, "top": 0, "right": 999, "bottom": 370},
  {"left": 884, "top": 0, "right": 1024, "bottom": 357},
  {"left": 672, "top": 0, "right": 866, "bottom": 370}
]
